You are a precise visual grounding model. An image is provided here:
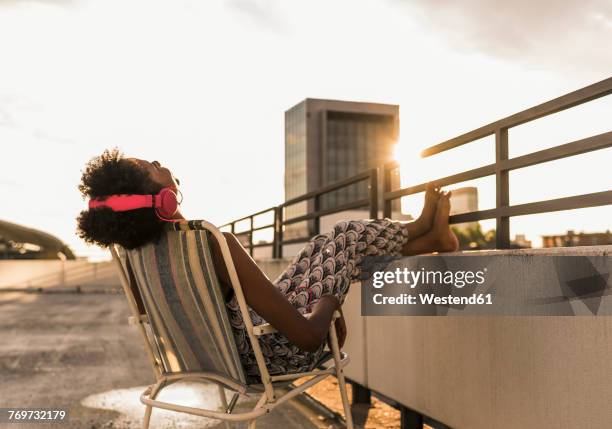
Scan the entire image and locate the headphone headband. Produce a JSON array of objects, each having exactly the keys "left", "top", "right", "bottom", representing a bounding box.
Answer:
[
  {"left": 88, "top": 194, "right": 154, "bottom": 211},
  {"left": 88, "top": 187, "right": 180, "bottom": 222}
]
